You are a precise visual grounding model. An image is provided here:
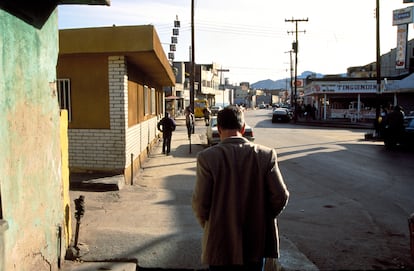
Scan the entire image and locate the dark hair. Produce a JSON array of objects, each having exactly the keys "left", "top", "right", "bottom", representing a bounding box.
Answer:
[{"left": 217, "top": 105, "right": 244, "bottom": 130}]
